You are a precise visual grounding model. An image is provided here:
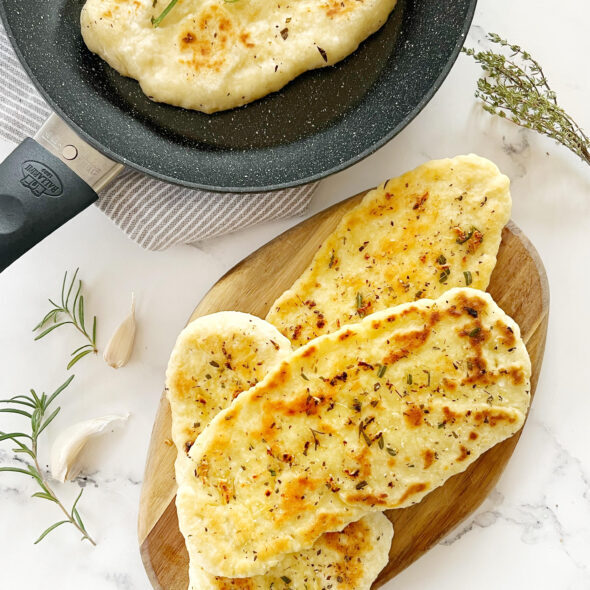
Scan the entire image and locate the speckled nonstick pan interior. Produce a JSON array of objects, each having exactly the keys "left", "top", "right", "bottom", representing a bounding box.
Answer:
[{"left": 0, "top": 0, "right": 476, "bottom": 192}]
